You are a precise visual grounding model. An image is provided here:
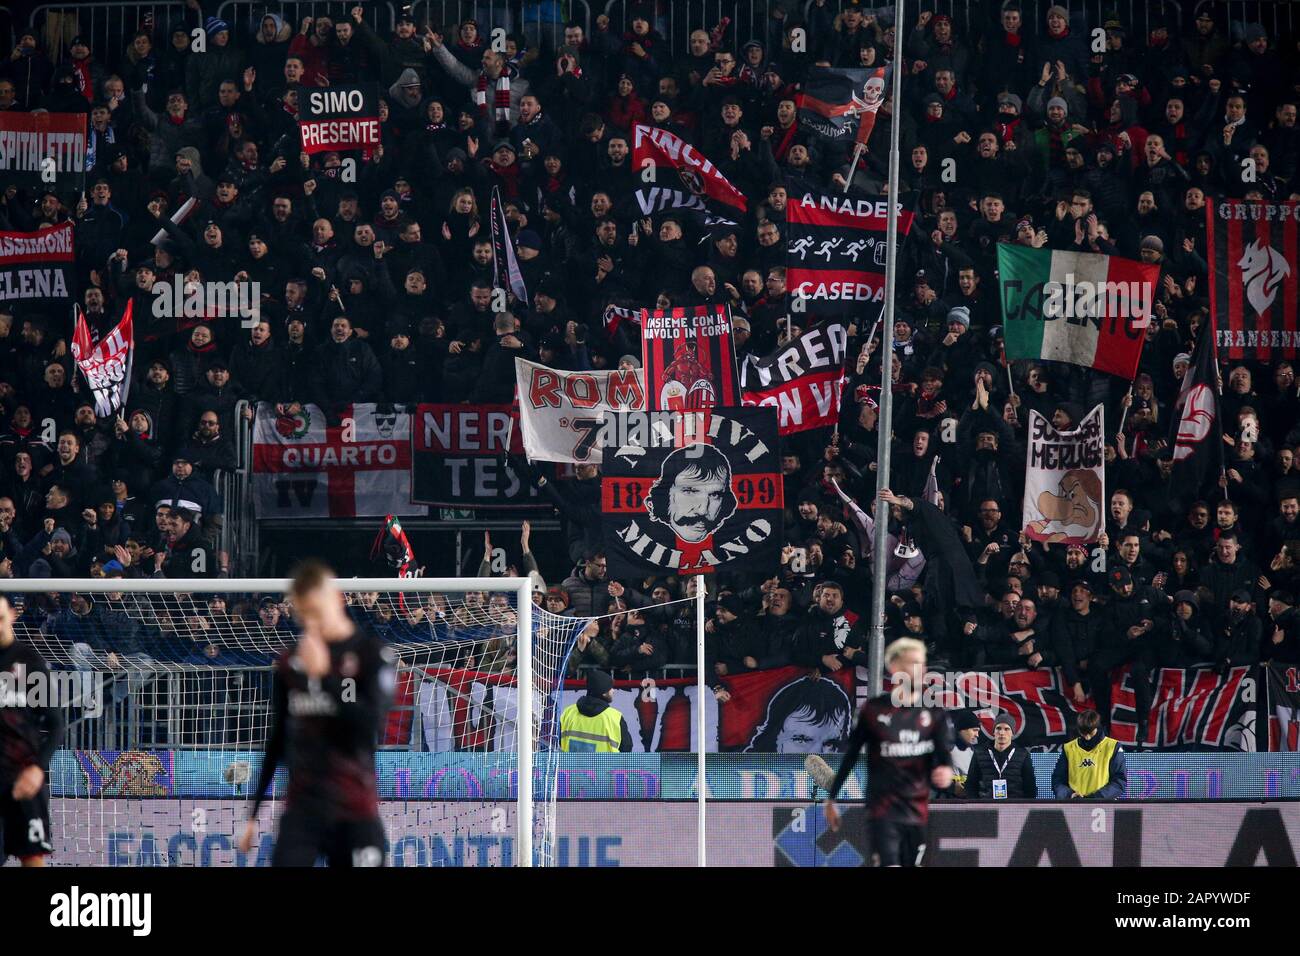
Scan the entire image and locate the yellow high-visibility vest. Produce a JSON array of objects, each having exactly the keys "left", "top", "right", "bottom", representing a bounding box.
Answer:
[
  {"left": 559, "top": 702, "right": 623, "bottom": 753},
  {"left": 1063, "top": 735, "right": 1118, "bottom": 796}
]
